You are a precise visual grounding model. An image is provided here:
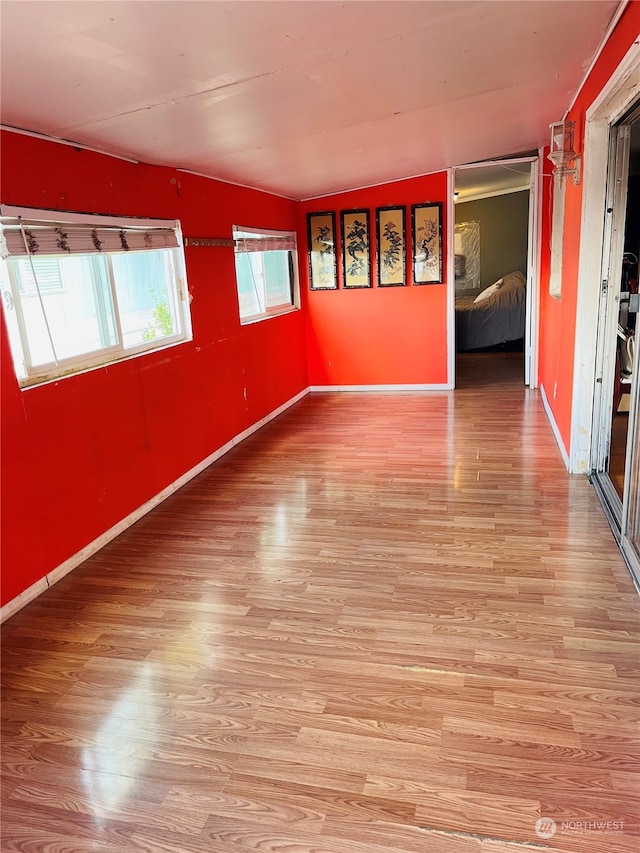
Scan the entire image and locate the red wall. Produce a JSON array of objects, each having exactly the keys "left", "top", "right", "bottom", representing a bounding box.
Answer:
[
  {"left": 537, "top": 152, "right": 577, "bottom": 450},
  {"left": 0, "top": 131, "right": 307, "bottom": 606},
  {"left": 537, "top": 2, "right": 640, "bottom": 456},
  {"left": 300, "top": 173, "right": 449, "bottom": 386},
  {"left": 6, "top": 3, "right": 634, "bottom": 606}
]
